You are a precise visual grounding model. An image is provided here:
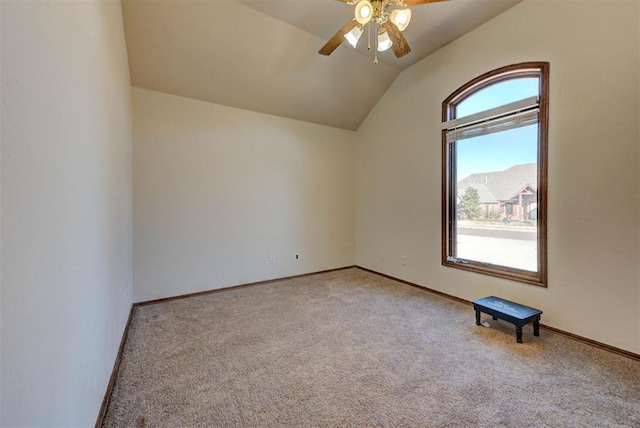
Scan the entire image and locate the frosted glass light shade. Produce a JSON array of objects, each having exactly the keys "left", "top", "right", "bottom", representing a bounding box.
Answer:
[
  {"left": 377, "top": 30, "right": 393, "bottom": 52},
  {"left": 390, "top": 8, "right": 412, "bottom": 31},
  {"left": 355, "top": 0, "right": 373, "bottom": 25},
  {"left": 344, "top": 25, "right": 364, "bottom": 48}
]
